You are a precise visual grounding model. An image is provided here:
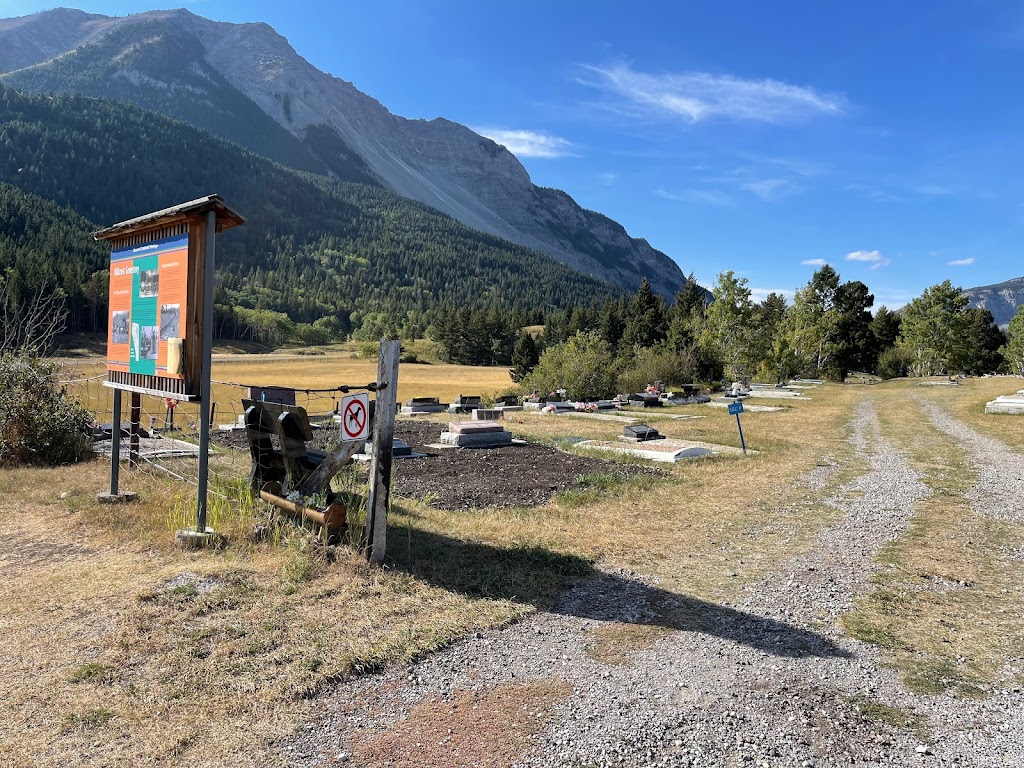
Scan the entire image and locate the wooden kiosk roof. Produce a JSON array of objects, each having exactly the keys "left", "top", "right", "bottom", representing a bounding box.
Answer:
[{"left": 93, "top": 194, "right": 246, "bottom": 241}]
